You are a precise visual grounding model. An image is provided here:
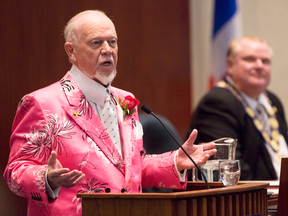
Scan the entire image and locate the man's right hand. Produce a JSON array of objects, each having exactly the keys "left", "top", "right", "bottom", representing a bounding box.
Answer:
[{"left": 47, "top": 151, "right": 85, "bottom": 190}]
